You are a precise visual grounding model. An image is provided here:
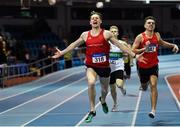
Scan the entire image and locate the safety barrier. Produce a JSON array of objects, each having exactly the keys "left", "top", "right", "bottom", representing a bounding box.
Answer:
[{"left": 0, "top": 55, "right": 85, "bottom": 88}]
